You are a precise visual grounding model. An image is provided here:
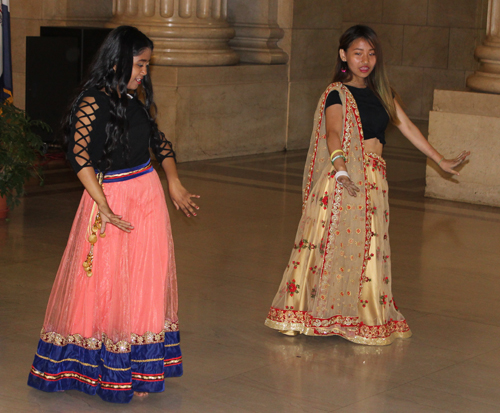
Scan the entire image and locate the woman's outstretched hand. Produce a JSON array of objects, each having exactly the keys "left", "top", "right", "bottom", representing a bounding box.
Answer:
[
  {"left": 168, "top": 179, "right": 200, "bottom": 217},
  {"left": 99, "top": 203, "right": 134, "bottom": 233},
  {"left": 337, "top": 176, "right": 360, "bottom": 197},
  {"left": 438, "top": 150, "right": 470, "bottom": 176}
]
